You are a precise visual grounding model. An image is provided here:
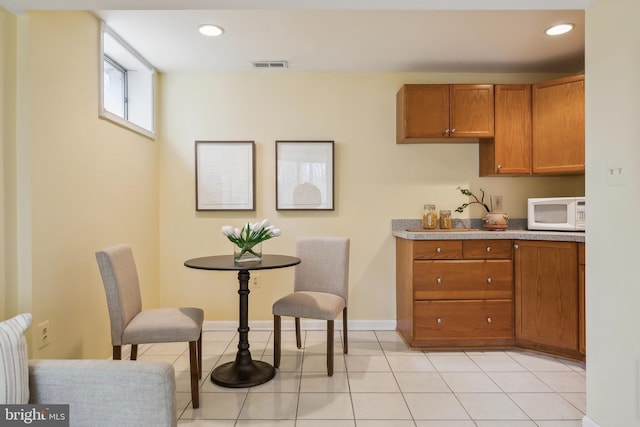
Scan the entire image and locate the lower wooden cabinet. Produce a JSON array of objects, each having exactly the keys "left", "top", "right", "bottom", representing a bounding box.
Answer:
[
  {"left": 514, "top": 240, "right": 582, "bottom": 360},
  {"left": 578, "top": 242, "right": 586, "bottom": 355},
  {"left": 396, "top": 237, "right": 585, "bottom": 361},
  {"left": 396, "top": 238, "right": 514, "bottom": 348}
]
